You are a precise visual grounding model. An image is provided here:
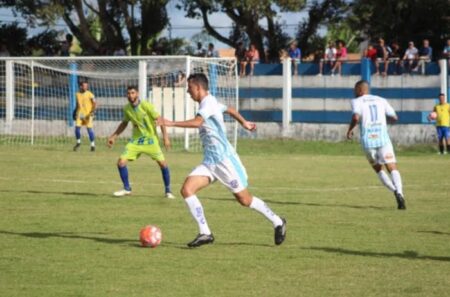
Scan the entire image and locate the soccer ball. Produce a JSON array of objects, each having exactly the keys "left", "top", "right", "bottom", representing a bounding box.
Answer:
[
  {"left": 139, "top": 225, "right": 162, "bottom": 248},
  {"left": 429, "top": 111, "right": 437, "bottom": 120}
]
